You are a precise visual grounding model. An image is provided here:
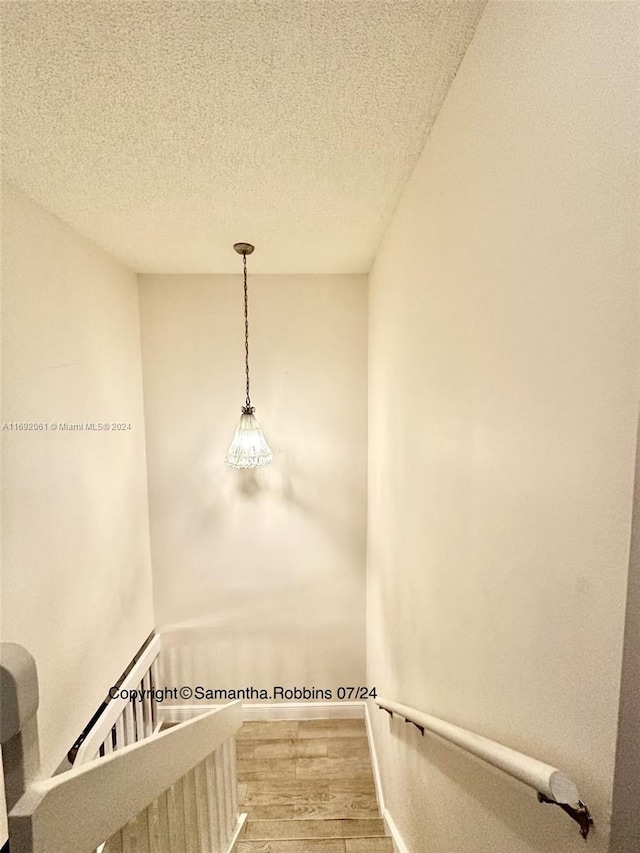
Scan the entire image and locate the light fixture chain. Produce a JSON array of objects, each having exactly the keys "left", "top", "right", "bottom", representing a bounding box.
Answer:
[{"left": 243, "top": 252, "right": 251, "bottom": 409}]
